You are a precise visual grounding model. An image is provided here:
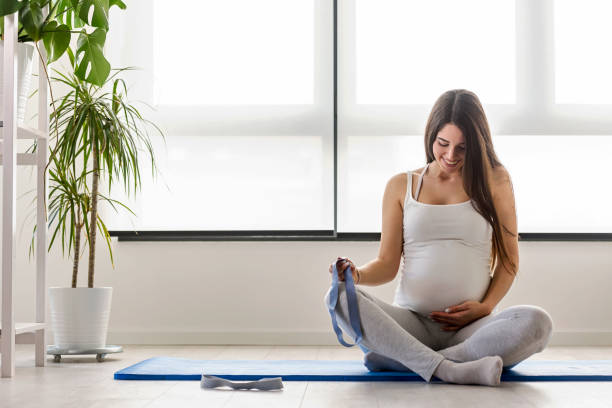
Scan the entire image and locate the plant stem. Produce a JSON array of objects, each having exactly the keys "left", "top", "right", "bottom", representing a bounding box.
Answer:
[
  {"left": 72, "top": 215, "right": 82, "bottom": 288},
  {"left": 88, "top": 133, "right": 100, "bottom": 288}
]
